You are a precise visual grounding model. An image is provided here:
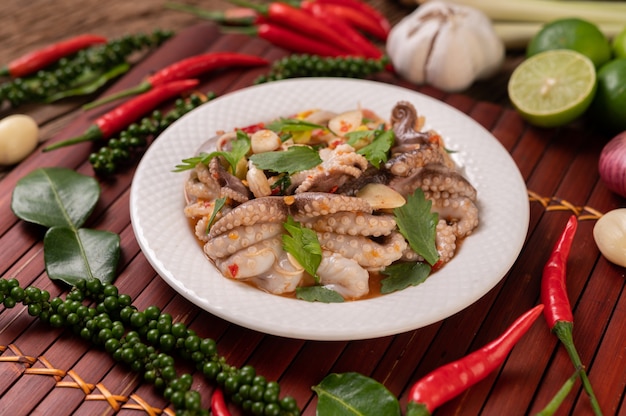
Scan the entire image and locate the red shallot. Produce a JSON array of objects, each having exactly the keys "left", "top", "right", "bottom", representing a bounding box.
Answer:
[{"left": 599, "top": 131, "right": 626, "bottom": 198}]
